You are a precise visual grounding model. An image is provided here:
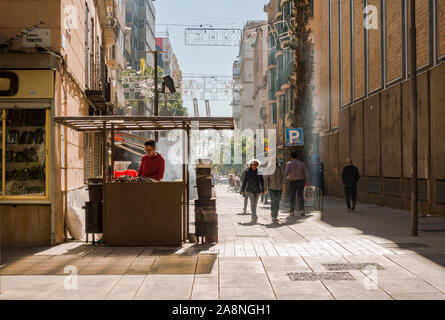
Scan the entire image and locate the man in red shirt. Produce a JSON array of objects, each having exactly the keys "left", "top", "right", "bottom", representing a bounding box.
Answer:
[{"left": 138, "top": 140, "right": 165, "bottom": 181}]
